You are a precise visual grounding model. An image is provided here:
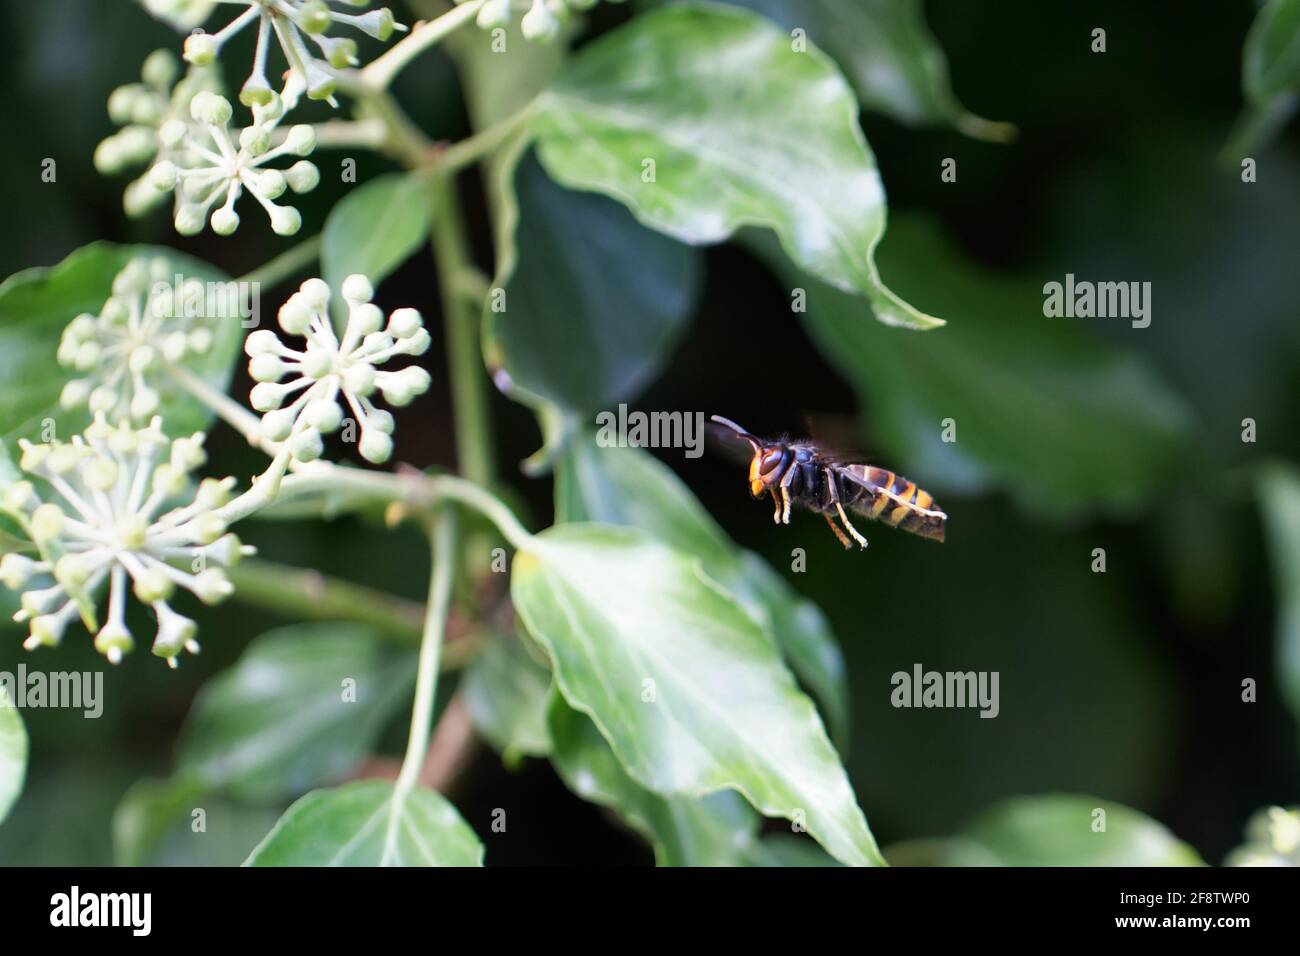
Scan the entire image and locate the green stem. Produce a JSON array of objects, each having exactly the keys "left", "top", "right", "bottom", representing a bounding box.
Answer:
[
  {"left": 363, "top": 0, "right": 487, "bottom": 91},
  {"left": 431, "top": 179, "right": 496, "bottom": 487},
  {"left": 392, "top": 511, "right": 458, "bottom": 809},
  {"left": 226, "top": 557, "right": 481, "bottom": 671},
  {"left": 236, "top": 233, "right": 322, "bottom": 289},
  {"left": 166, "top": 363, "right": 272, "bottom": 453}
]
